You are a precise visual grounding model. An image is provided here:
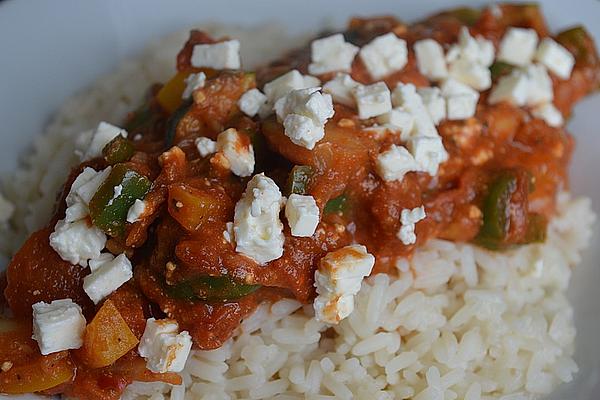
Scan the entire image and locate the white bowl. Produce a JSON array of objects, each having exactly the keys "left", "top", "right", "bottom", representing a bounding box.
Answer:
[{"left": 0, "top": 0, "right": 598, "bottom": 399}]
